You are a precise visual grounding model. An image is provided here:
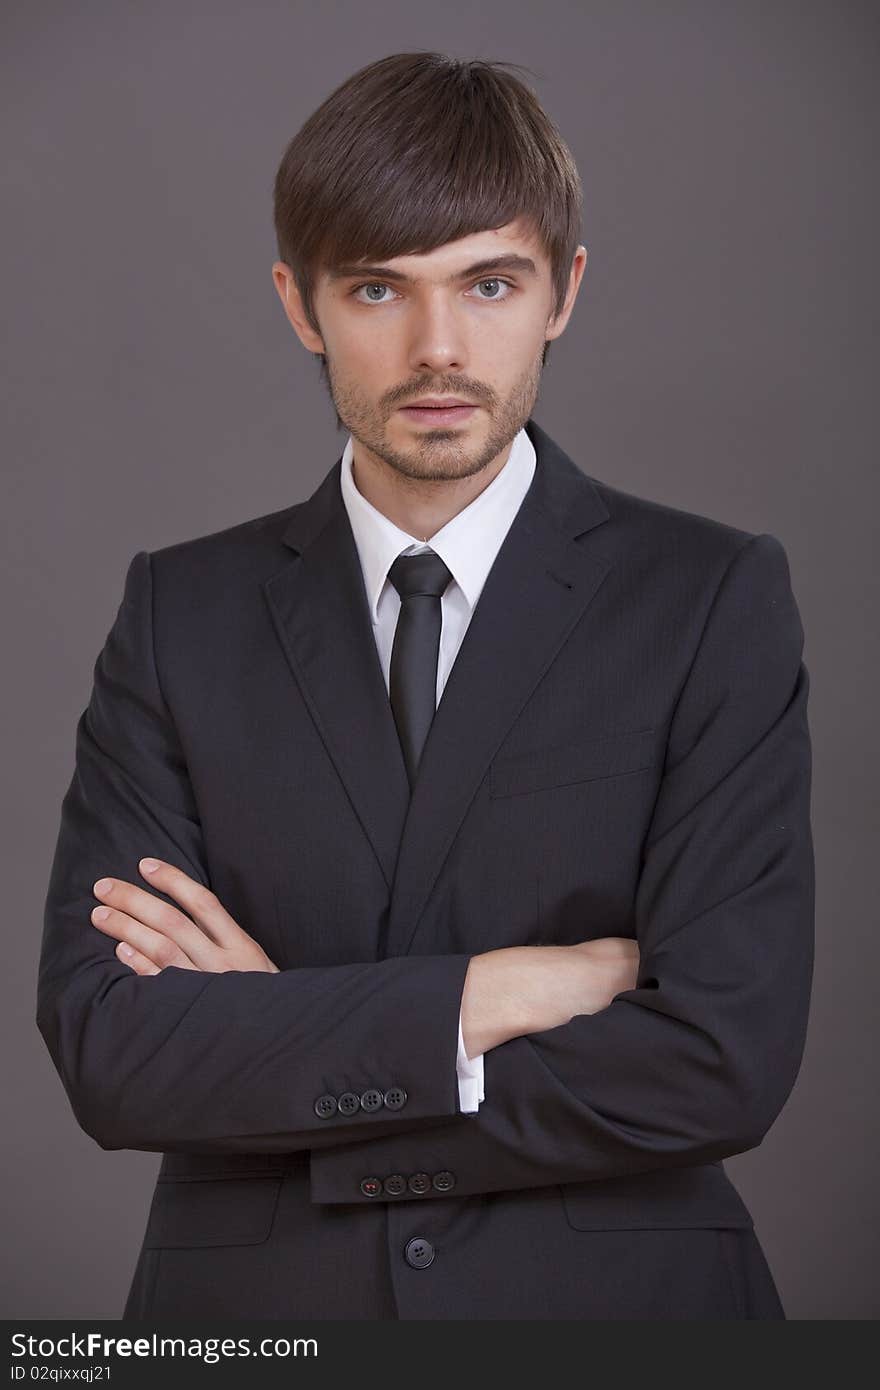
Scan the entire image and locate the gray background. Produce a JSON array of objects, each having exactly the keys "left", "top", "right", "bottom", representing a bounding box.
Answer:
[{"left": 3, "top": 0, "right": 876, "bottom": 1320}]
